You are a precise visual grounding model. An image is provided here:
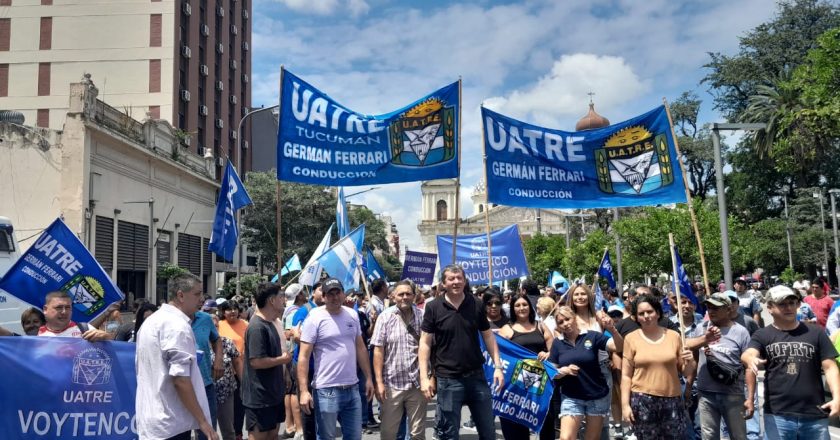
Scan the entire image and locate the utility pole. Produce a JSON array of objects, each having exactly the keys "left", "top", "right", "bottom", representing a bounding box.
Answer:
[
  {"left": 815, "top": 191, "right": 829, "bottom": 276},
  {"left": 785, "top": 194, "right": 794, "bottom": 270},
  {"left": 829, "top": 189, "right": 840, "bottom": 285}
]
